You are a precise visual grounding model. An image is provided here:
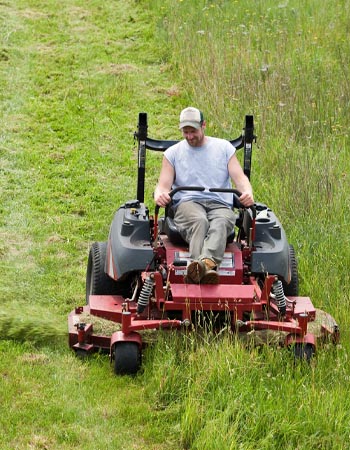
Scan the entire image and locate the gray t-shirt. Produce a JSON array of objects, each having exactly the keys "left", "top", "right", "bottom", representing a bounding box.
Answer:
[{"left": 164, "top": 137, "right": 236, "bottom": 207}]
